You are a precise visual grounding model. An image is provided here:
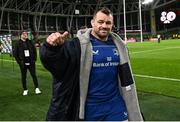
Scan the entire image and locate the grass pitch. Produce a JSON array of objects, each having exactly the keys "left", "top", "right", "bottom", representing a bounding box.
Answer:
[
  {"left": 128, "top": 39, "right": 180, "bottom": 120},
  {"left": 0, "top": 39, "right": 180, "bottom": 120}
]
